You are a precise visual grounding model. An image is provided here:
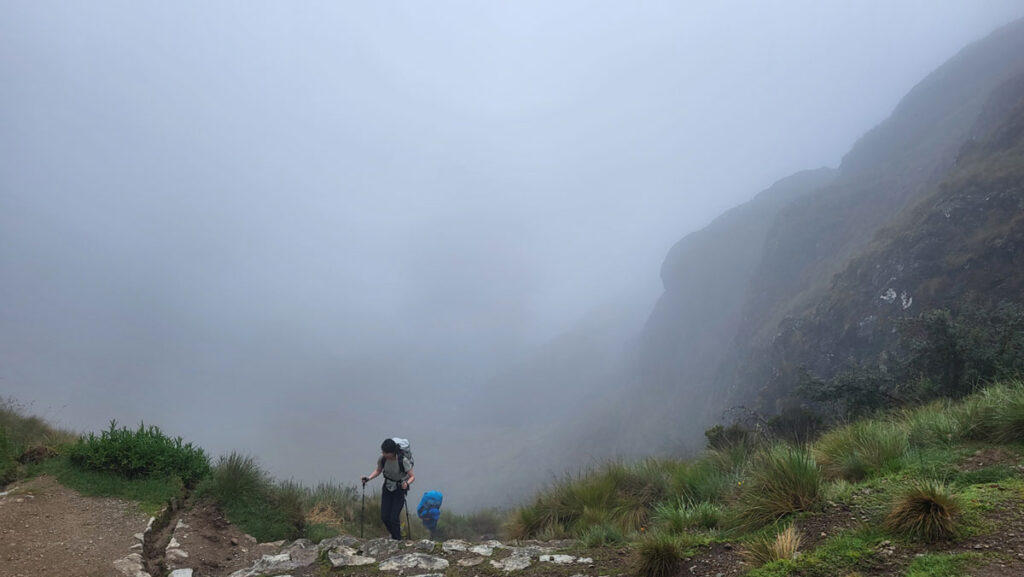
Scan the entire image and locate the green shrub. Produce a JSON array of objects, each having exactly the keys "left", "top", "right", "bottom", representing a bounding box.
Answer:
[
  {"left": 67, "top": 421, "right": 209, "bottom": 485},
  {"left": 884, "top": 481, "right": 960, "bottom": 541},
  {"left": 637, "top": 533, "right": 684, "bottom": 577},
  {"left": 813, "top": 419, "right": 908, "bottom": 481},
  {"left": 733, "top": 445, "right": 820, "bottom": 529}
]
